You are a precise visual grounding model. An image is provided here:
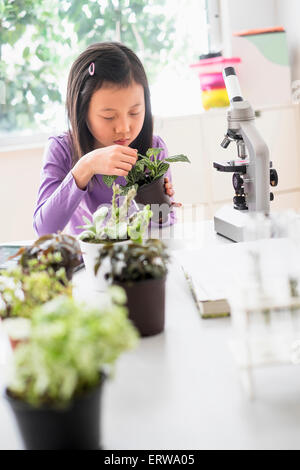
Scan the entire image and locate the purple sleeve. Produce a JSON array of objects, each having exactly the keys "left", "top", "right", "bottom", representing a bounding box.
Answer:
[
  {"left": 33, "top": 137, "right": 87, "bottom": 236},
  {"left": 149, "top": 135, "right": 177, "bottom": 227}
]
